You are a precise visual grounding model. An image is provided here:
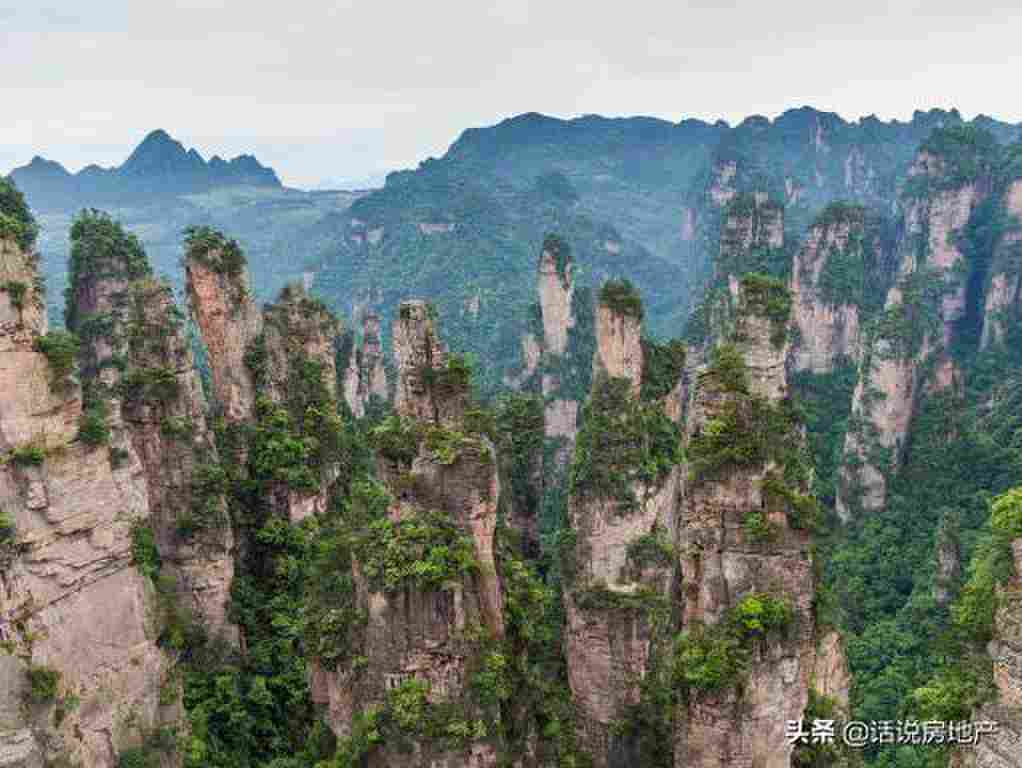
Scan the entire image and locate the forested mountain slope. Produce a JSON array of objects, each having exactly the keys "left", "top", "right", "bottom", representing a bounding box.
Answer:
[
  {"left": 309, "top": 107, "right": 1022, "bottom": 390},
  {"left": 4, "top": 108, "right": 1022, "bottom": 768},
  {"left": 6, "top": 130, "right": 365, "bottom": 326}
]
